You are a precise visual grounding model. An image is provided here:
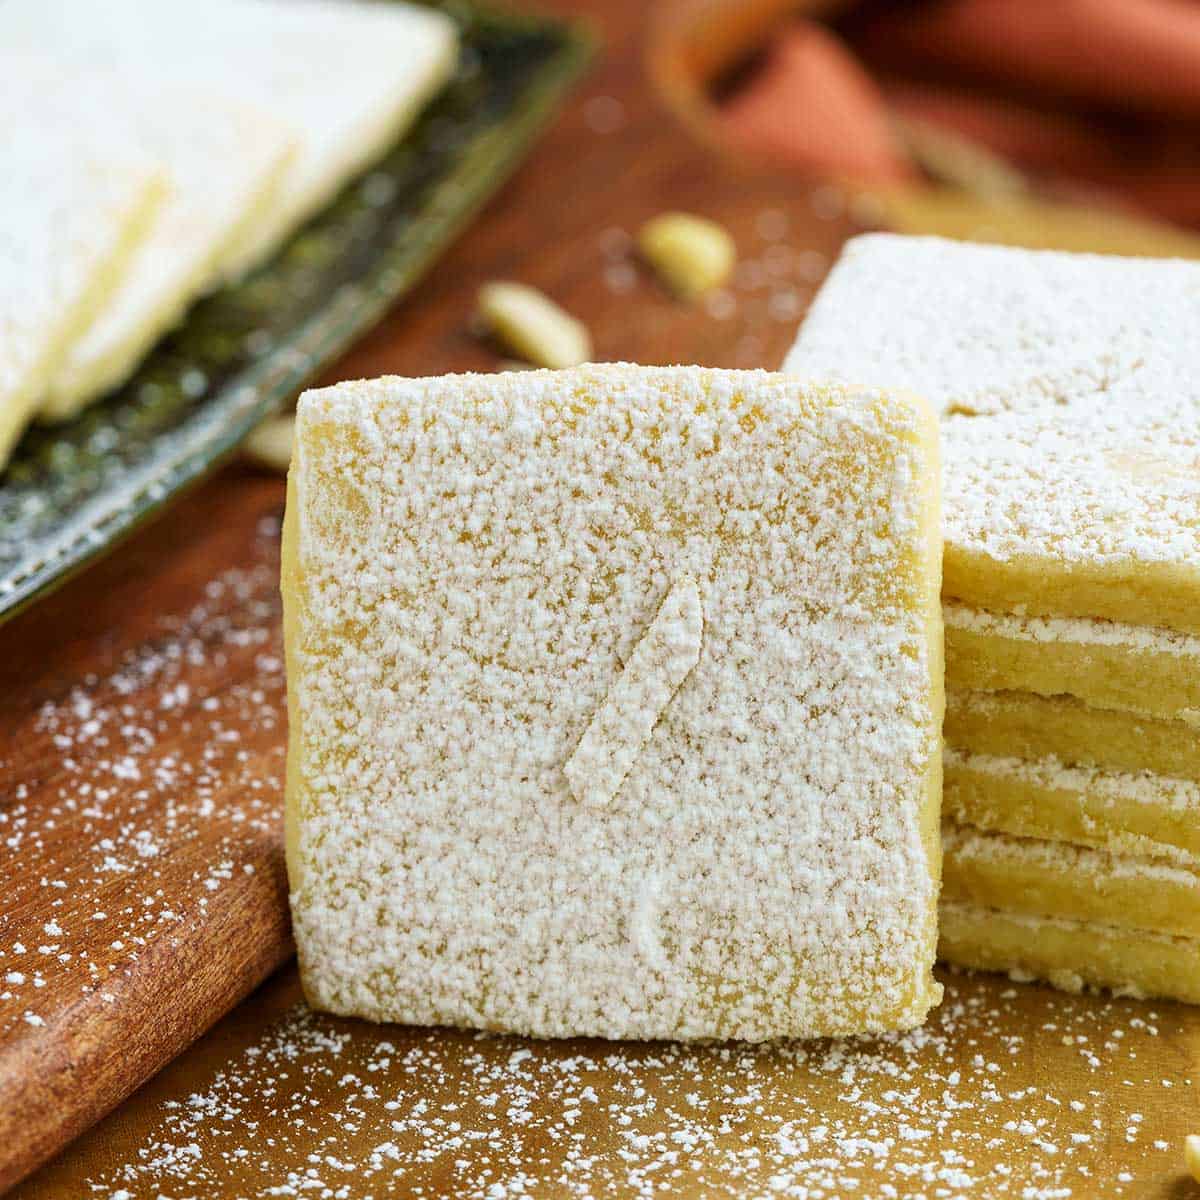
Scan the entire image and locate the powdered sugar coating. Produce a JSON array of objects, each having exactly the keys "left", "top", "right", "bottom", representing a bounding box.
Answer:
[
  {"left": 943, "top": 602, "right": 1200, "bottom": 722},
  {"left": 284, "top": 365, "right": 943, "bottom": 1040},
  {"left": 784, "top": 235, "right": 1200, "bottom": 620}
]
